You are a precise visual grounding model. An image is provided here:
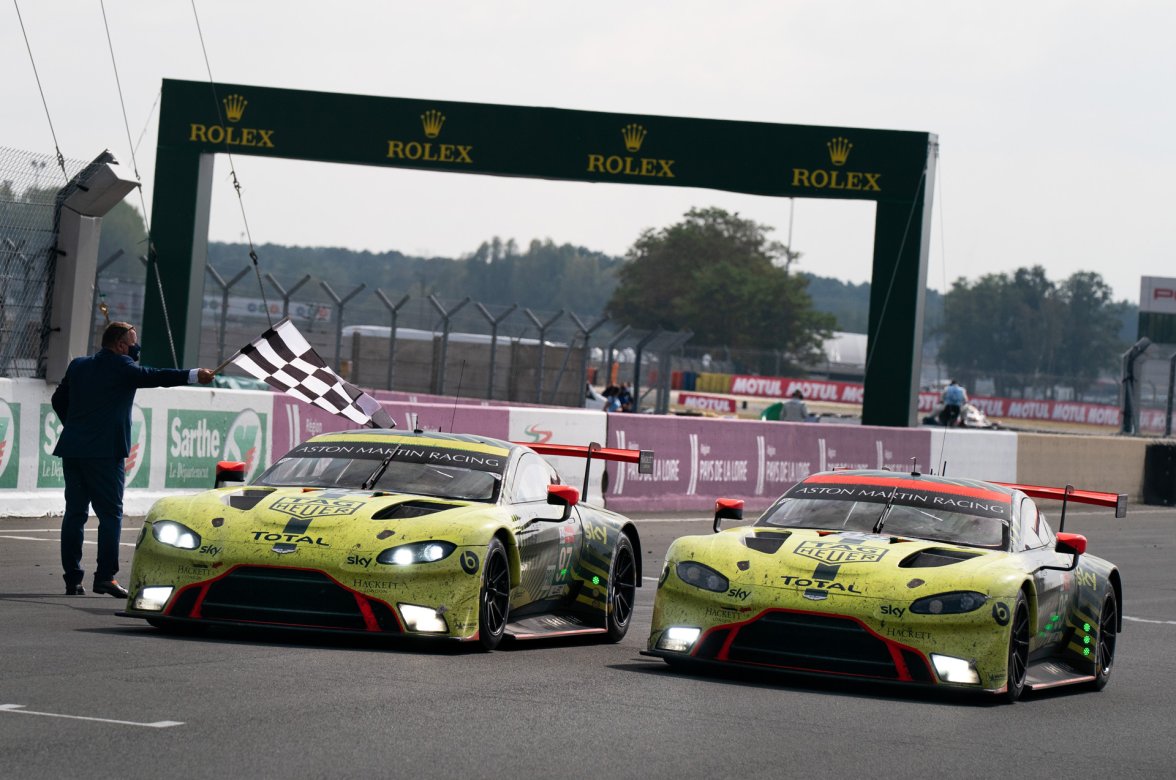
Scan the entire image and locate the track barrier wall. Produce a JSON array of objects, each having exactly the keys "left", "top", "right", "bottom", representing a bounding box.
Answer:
[{"left": 0, "top": 378, "right": 1162, "bottom": 517}]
